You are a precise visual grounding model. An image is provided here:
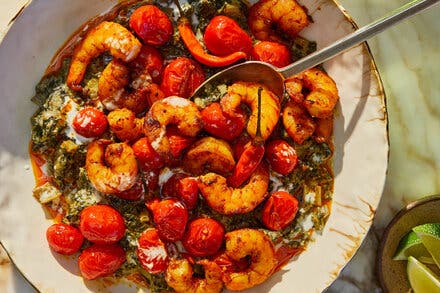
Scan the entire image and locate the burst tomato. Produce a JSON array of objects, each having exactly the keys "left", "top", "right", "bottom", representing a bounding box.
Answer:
[
  {"left": 203, "top": 15, "right": 253, "bottom": 56},
  {"left": 115, "top": 177, "right": 145, "bottom": 201},
  {"left": 161, "top": 173, "right": 199, "bottom": 209},
  {"left": 46, "top": 223, "right": 84, "bottom": 255},
  {"left": 132, "top": 137, "right": 164, "bottom": 171},
  {"left": 79, "top": 205, "right": 126, "bottom": 244},
  {"left": 72, "top": 107, "right": 108, "bottom": 138},
  {"left": 136, "top": 228, "right": 169, "bottom": 274},
  {"left": 160, "top": 57, "right": 205, "bottom": 98},
  {"left": 251, "top": 41, "right": 292, "bottom": 68},
  {"left": 262, "top": 191, "right": 299, "bottom": 230},
  {"left": 131, "top": 45, "right": 164, "bottom": 83},
  {"left": 146, "top": 198, "right": 188, "bottom": 242},
  {"left": 129, "top": 5, "right": 173, "bottom": 46},
  {"left": 265, "top": 139, "right": 298, "bottom": 175},
  {"left": 201, "top": 102, "right": 246, "bottom": 141},
  {"left": 78, "top": 243, "right": 126, "bottom": 280},
  {"left": 182, "top": 218, "right": 225, "bottom": 257},
  {"left": 166, "top": 127, "right": 195, "bottom": 158}
]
